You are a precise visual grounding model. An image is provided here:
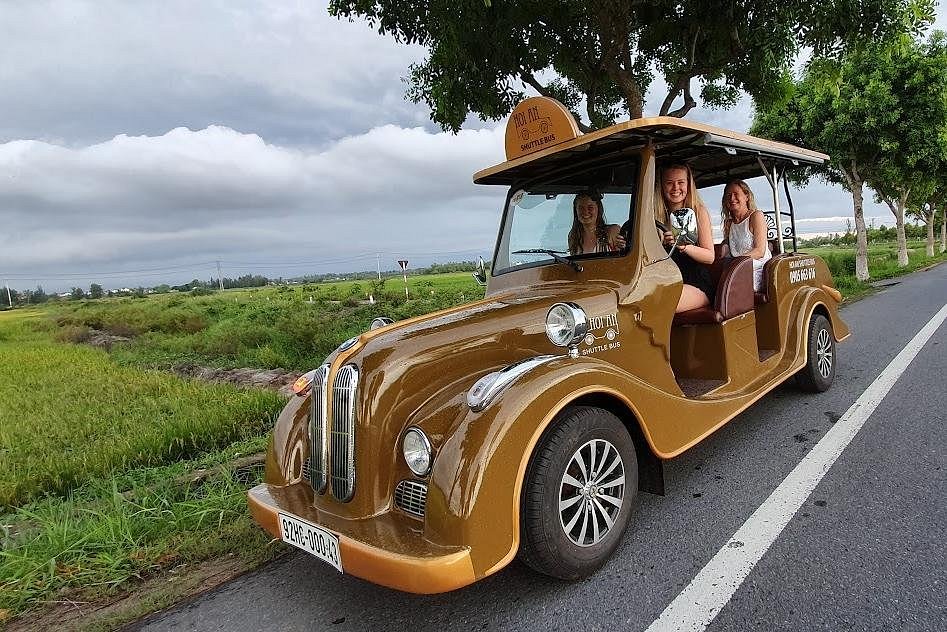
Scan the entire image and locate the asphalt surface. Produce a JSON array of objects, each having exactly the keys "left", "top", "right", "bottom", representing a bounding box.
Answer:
[{"left": 131, "top": 263, "right": 947, "bottom": 632}]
